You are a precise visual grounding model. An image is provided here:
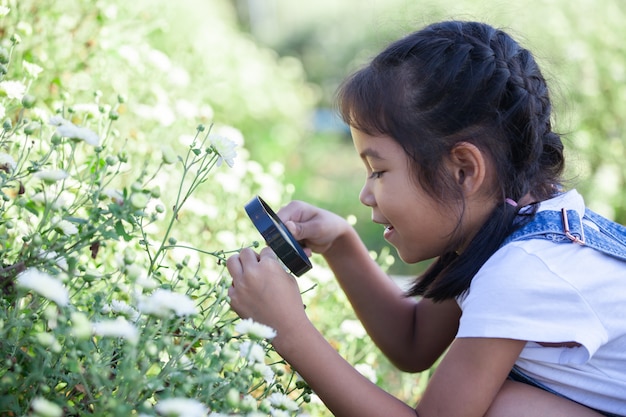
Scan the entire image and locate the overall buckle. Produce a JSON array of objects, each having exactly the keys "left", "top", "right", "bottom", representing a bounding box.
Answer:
[{"left": 561, "top": 208, "right": 586, "bottom": 245}]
